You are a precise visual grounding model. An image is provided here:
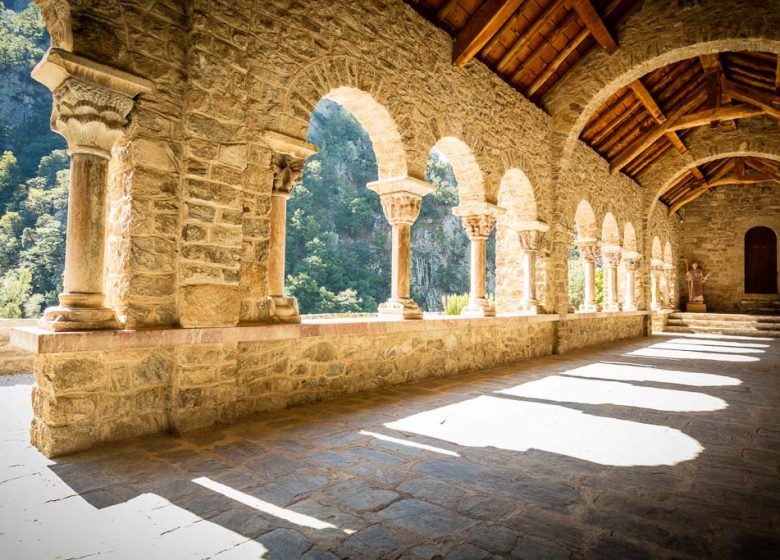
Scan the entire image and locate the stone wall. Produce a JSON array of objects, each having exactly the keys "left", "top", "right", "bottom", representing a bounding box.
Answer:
[
  {"left": 16, "top": 312, "right": 647, "bottom": 457},
  {"left": 0, "top": 320, "right": 35, "bottom": 375},
  {"left": 681, "top": 185, "right": 780, "bottom": 312}
]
